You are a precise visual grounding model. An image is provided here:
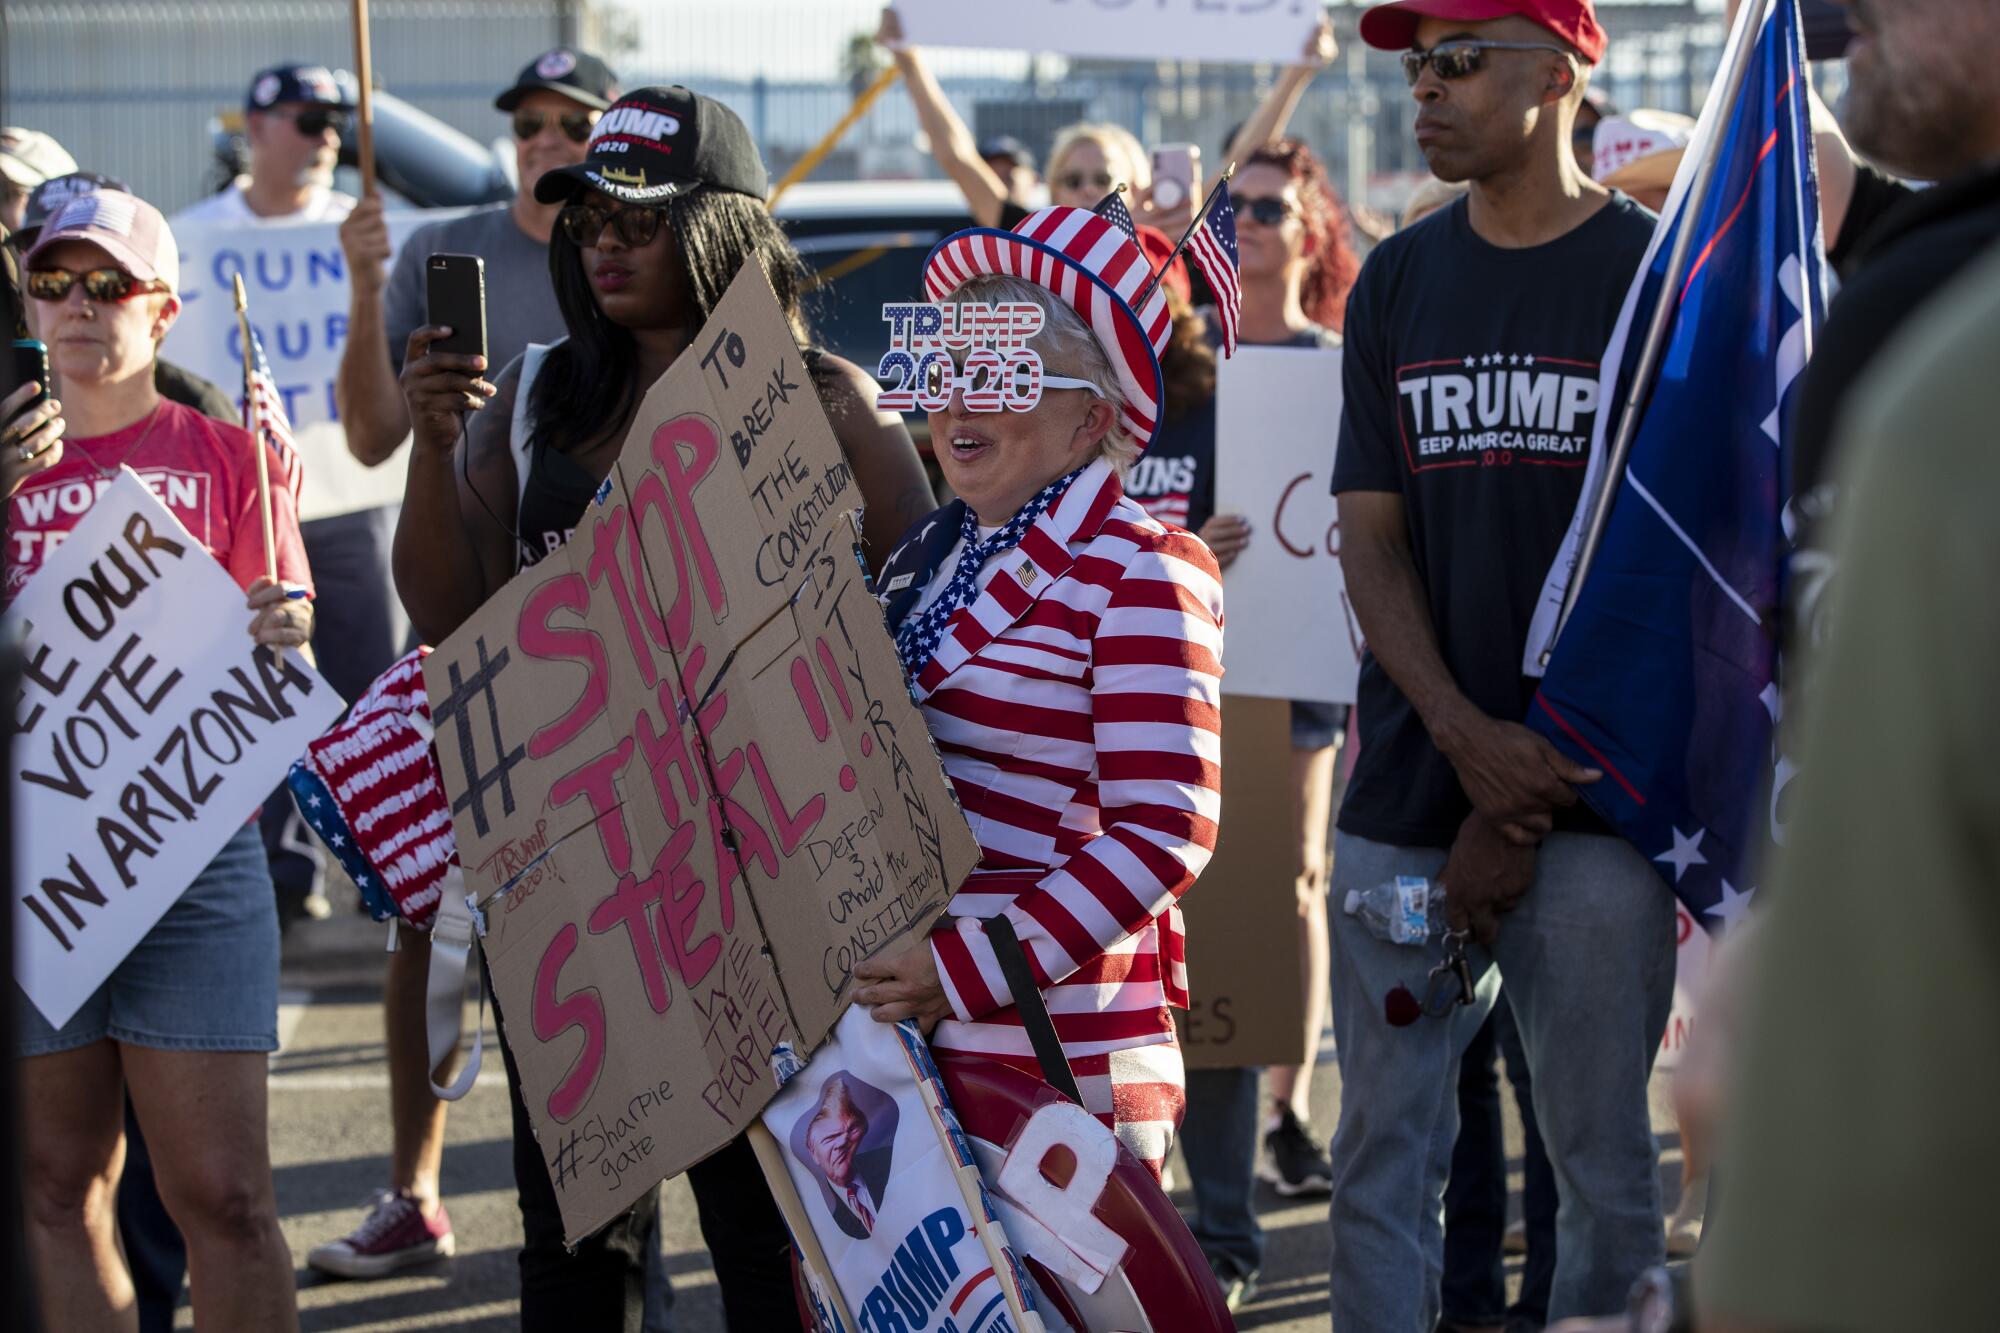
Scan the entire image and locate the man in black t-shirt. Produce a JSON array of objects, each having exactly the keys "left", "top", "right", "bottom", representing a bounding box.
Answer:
[{"left": 1327, "top": 0, "right": 1678, "bottom": 1326}]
